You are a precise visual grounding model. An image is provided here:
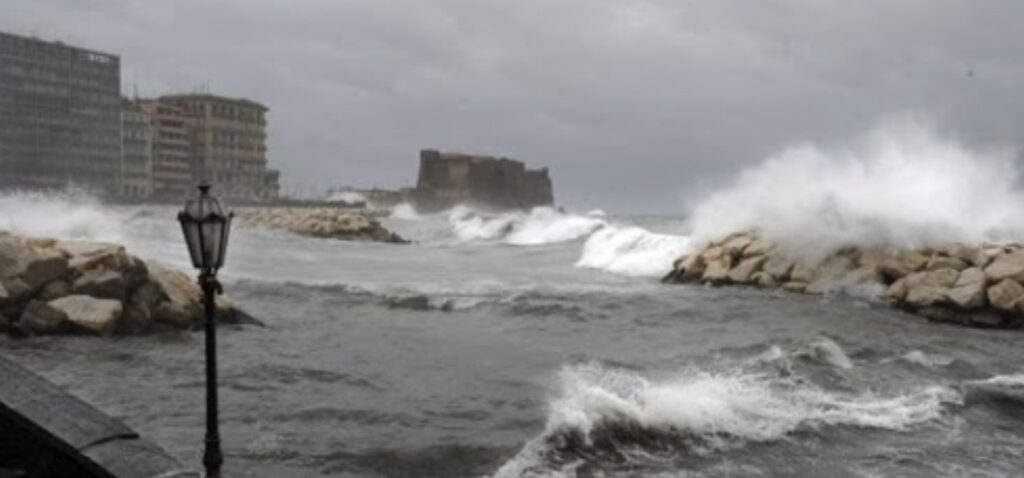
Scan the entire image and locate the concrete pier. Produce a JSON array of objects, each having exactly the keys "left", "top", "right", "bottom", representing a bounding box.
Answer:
[{"left": 0, "top": 354, "right": 196, "bottom": 478}]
